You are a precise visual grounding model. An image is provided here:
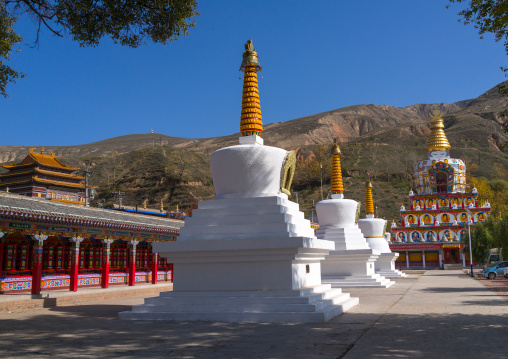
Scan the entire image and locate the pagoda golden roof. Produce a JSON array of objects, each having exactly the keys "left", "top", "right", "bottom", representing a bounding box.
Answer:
[
  {"left": 426, "top": 109, "right": 451, "bottom": 152},
  {"left": 0, "top": 177, "right": 86, "bottom": 189},
  {"left": 0, "top": 167, "right": 85, "bottom": 180},
  {"left": 2, "top": 148, "right": 81, "bottom": 171}
]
